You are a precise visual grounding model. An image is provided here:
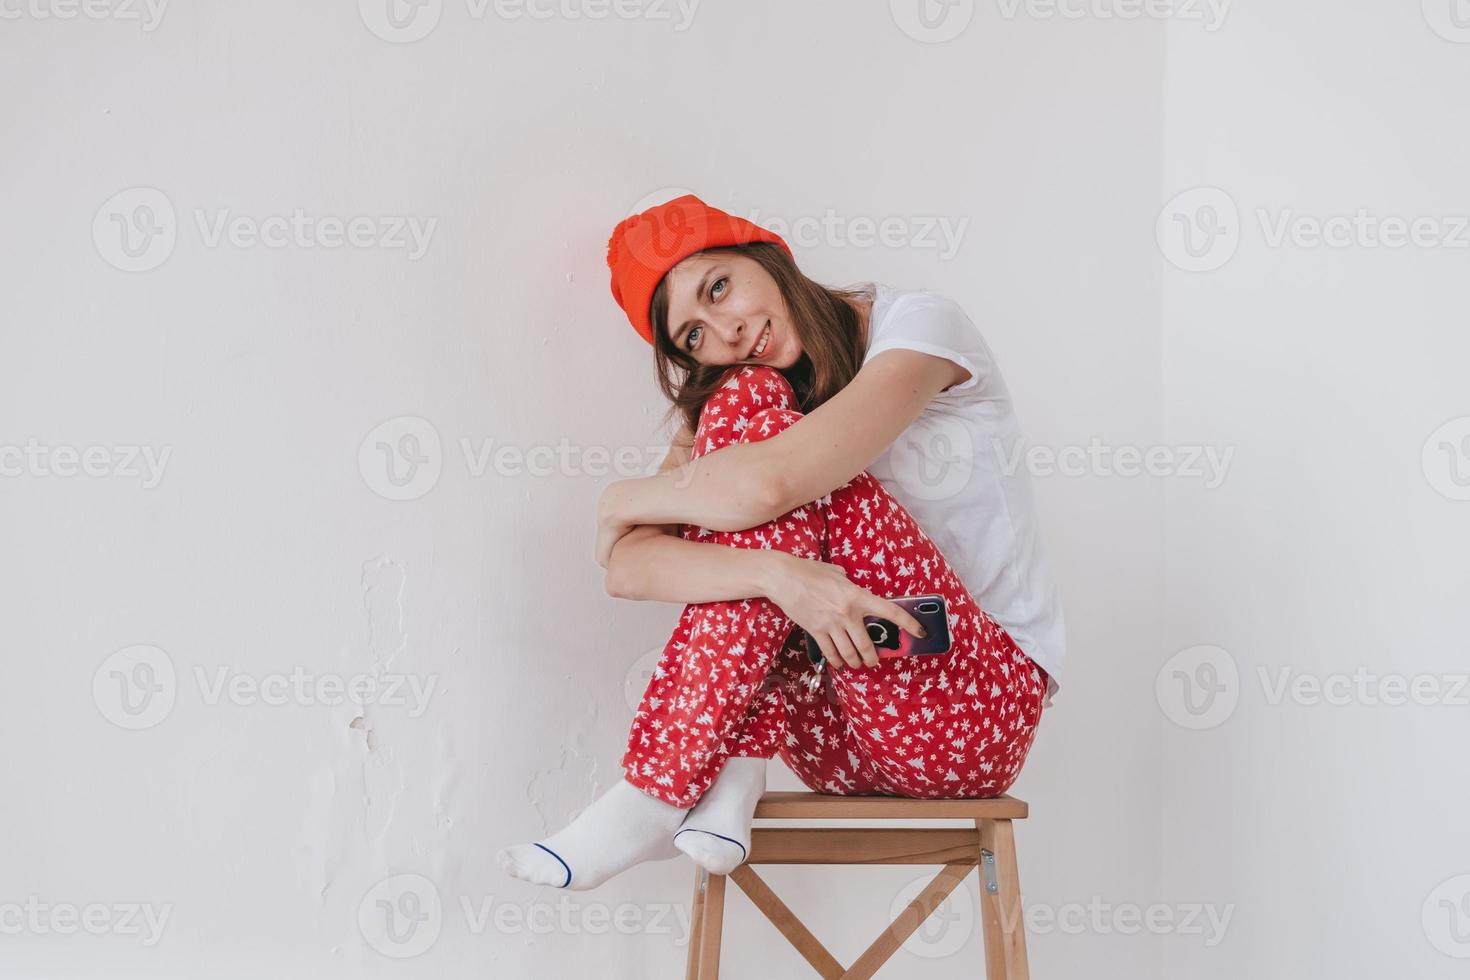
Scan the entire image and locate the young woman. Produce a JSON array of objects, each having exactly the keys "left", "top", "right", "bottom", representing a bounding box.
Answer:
[{"left": 498, "top": 194, "right": 1065, "bottom": 890}]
